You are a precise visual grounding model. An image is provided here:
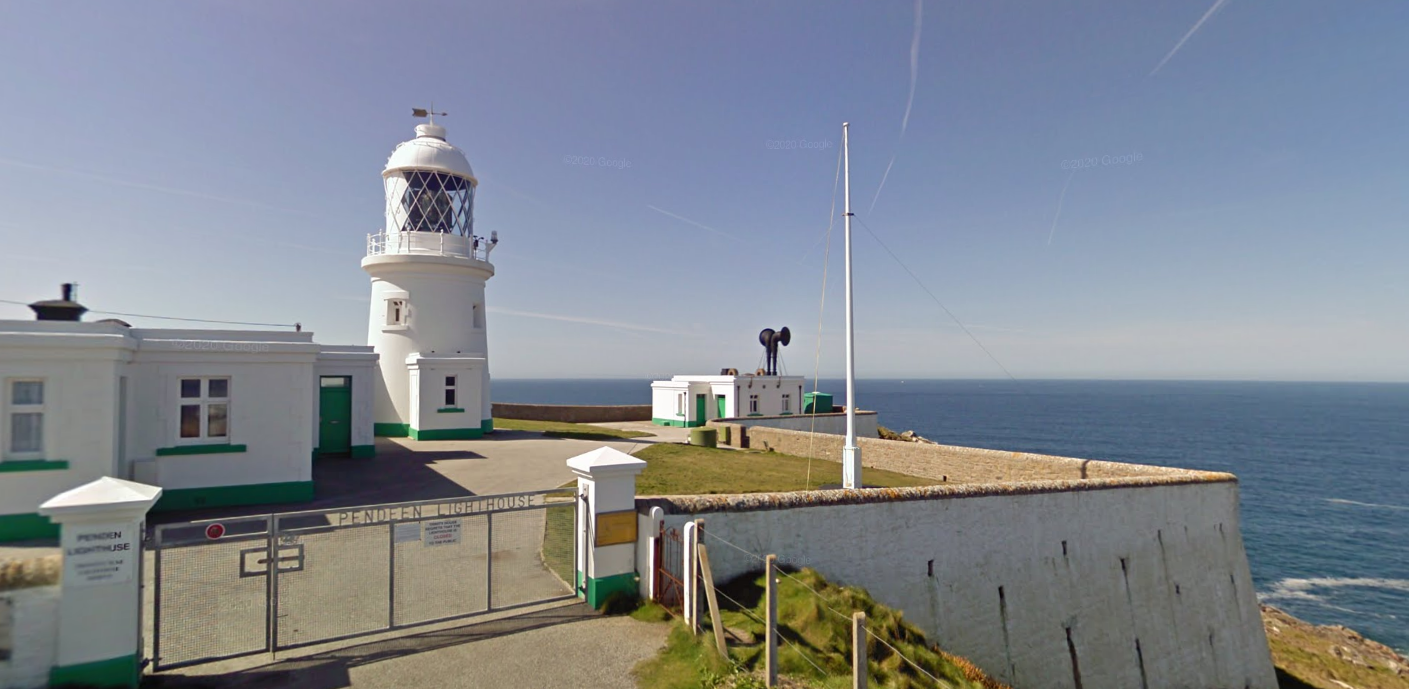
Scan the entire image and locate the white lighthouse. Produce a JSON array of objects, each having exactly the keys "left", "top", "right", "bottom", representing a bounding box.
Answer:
[{"left": 363, "top": 115, "right": 497, "bottom": 440}]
